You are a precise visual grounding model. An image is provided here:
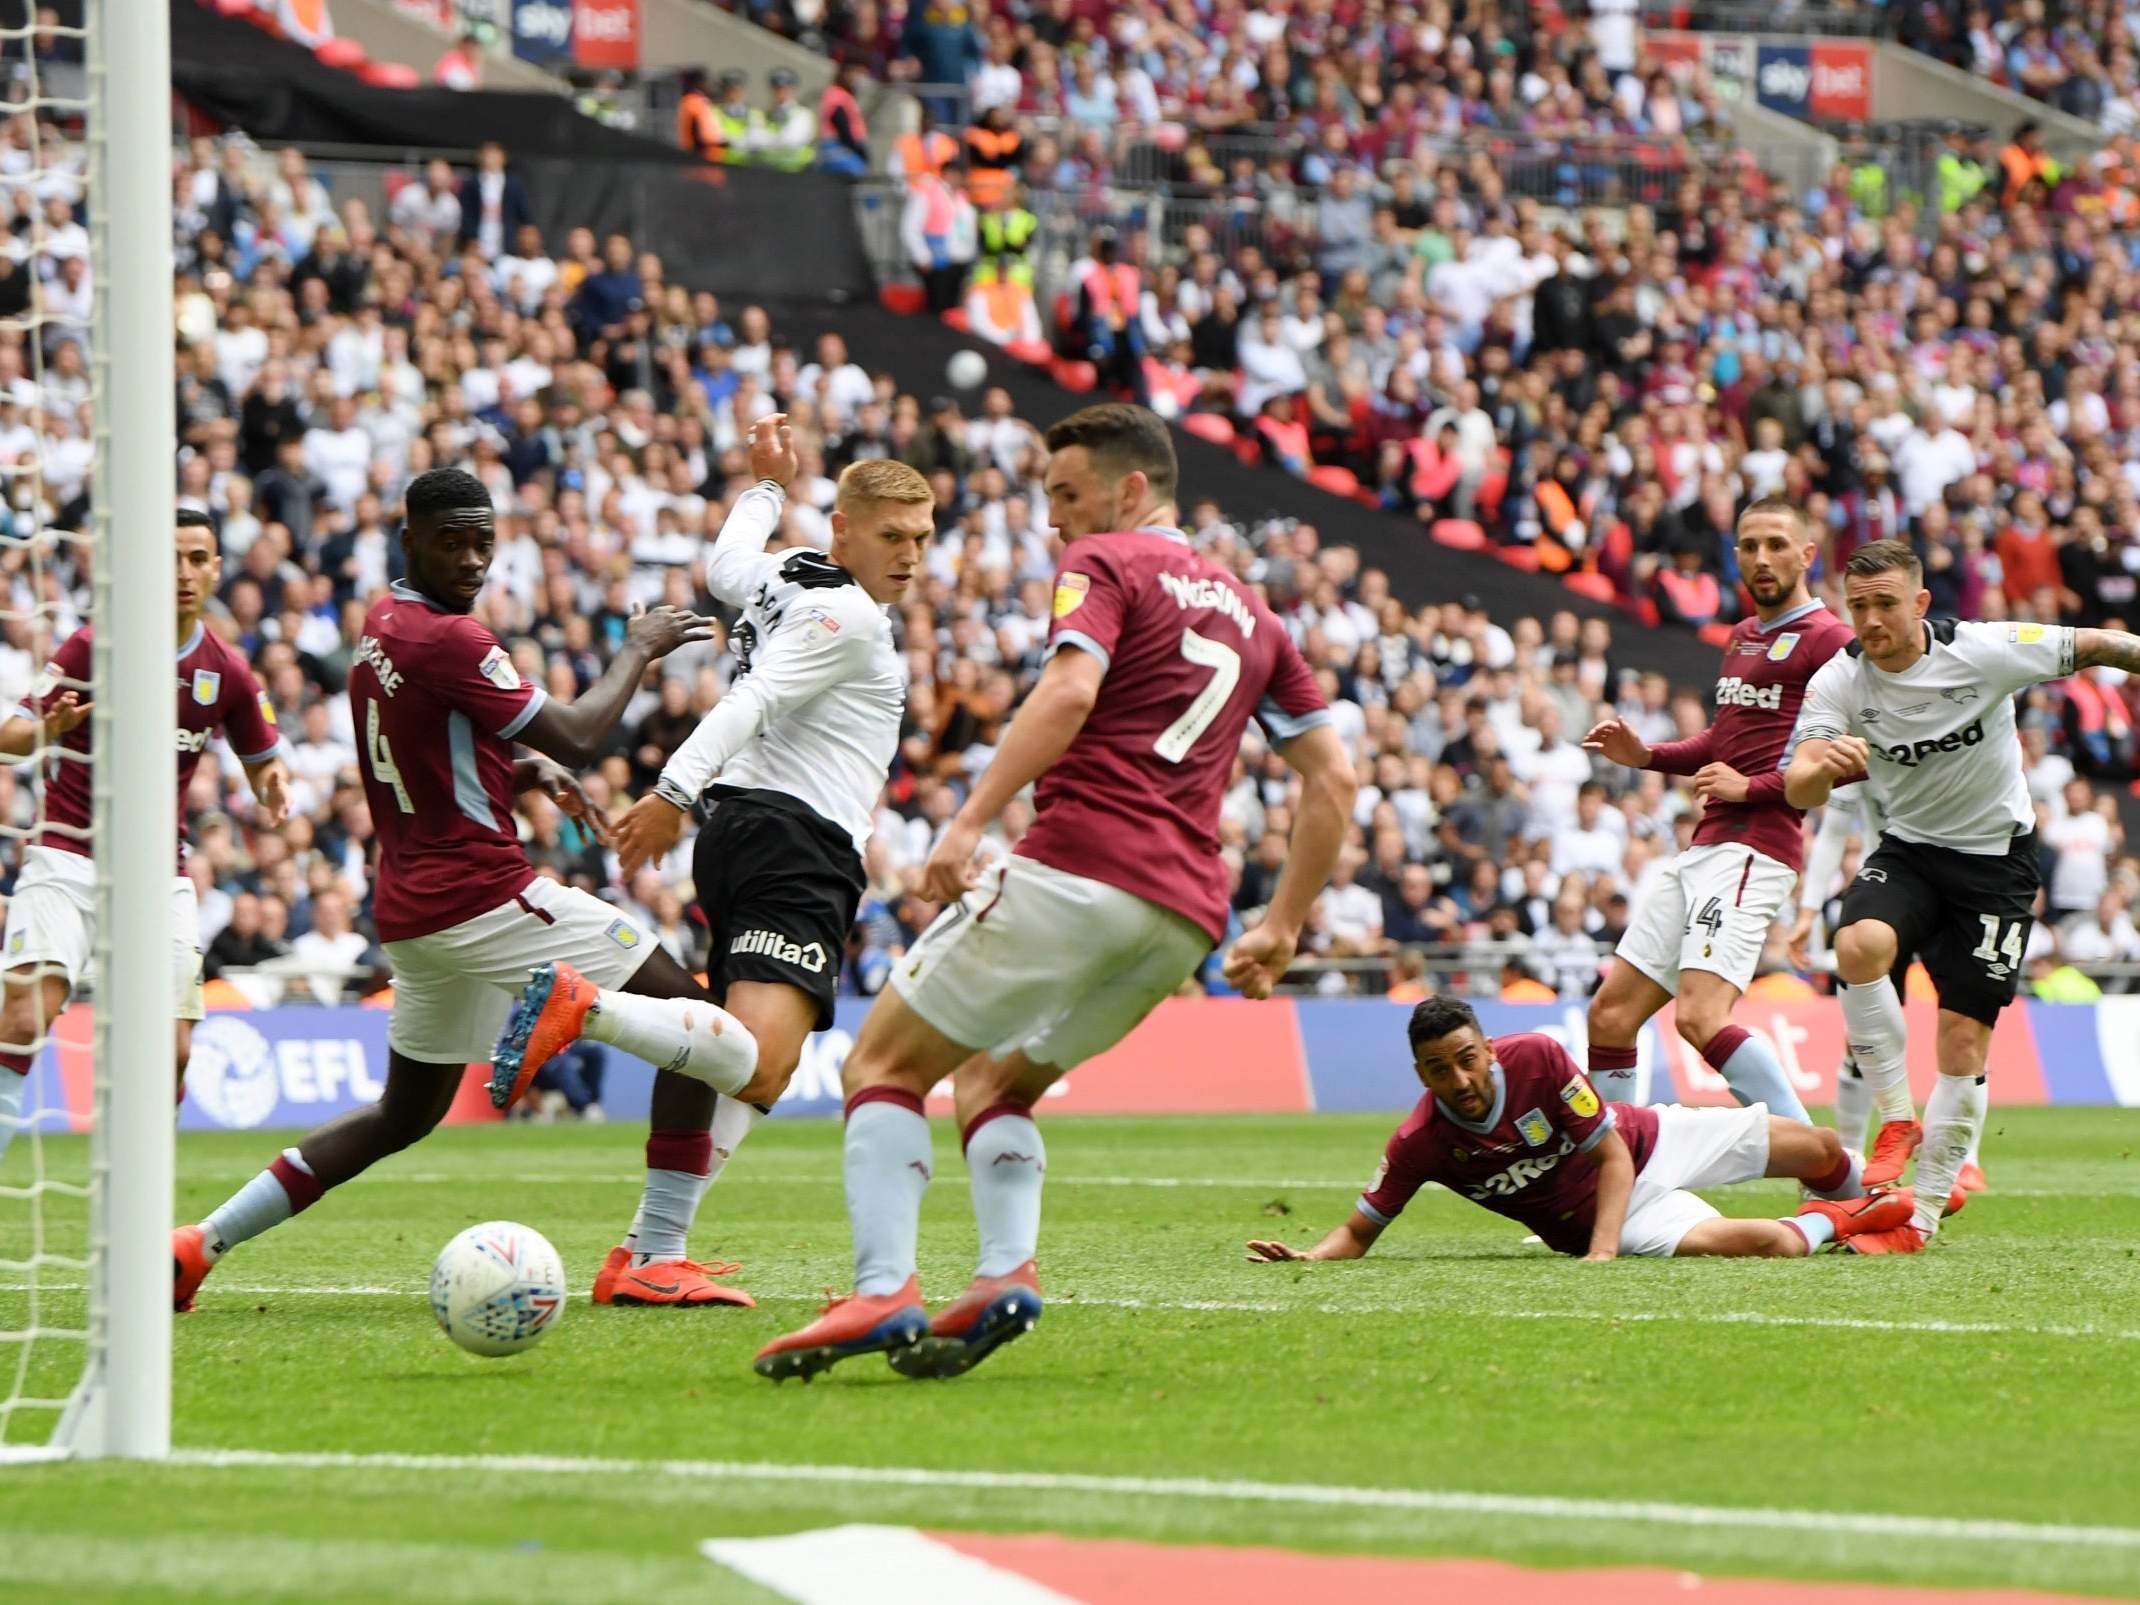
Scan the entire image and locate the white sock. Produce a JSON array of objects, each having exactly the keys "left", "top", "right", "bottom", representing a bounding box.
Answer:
[
  {"left": 1838, "top": 977, "right": 1914, "bottom": 1124},
  {"left": 845, "top": 1094, "right": 931, "bottom": 1296},
  {"left": 201, "top": 1148, "right": 311, "bottom": 1259},
  {"left": 0, "top": 1066, "right": 24, "bottom": 1169},
  {"left": 1786, "top": 1213, "right": 1836, "bottom": 1253},
  {"left": 625, "top": 1099, "right": 763, "bottom": 1264},
  {"left": 583, "top": 991, "right": 757, "bottom": 1097},
  {"left": 964, "top": 1109, "right": 1045, "bottom": 1278},
  {"left": 1833, "top": 1057, "right": 1873, "bottom": 1154},
  {"left": 1912, "top": 1074, "right": 1987, "bottom": 1235}
]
